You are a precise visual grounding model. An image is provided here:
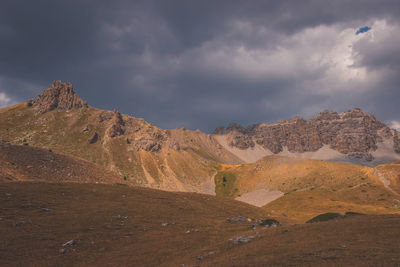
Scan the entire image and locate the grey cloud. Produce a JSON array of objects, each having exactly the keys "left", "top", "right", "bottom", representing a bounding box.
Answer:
[{"left": 0, "top": 0, "right": 400, "bottom": 132}]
